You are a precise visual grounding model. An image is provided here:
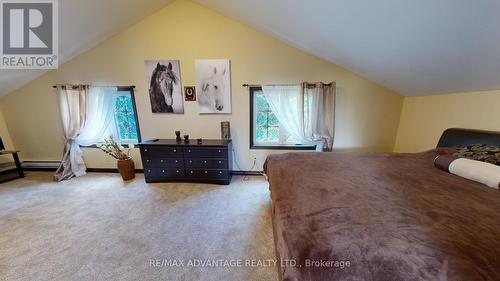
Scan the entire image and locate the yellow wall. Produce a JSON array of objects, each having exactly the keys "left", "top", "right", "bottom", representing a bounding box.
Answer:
[
  {"left": 0, "top": 110, "right": 13, "bottom": 150},
  {"left": 0, "top": 0, "right": 403, "bottom": 170},
  {"left": 0, "top": 110, "right": 14, "bottom": 163},
  {"left": 394, "top": 89, "right": 500, "bottom": 152}
]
